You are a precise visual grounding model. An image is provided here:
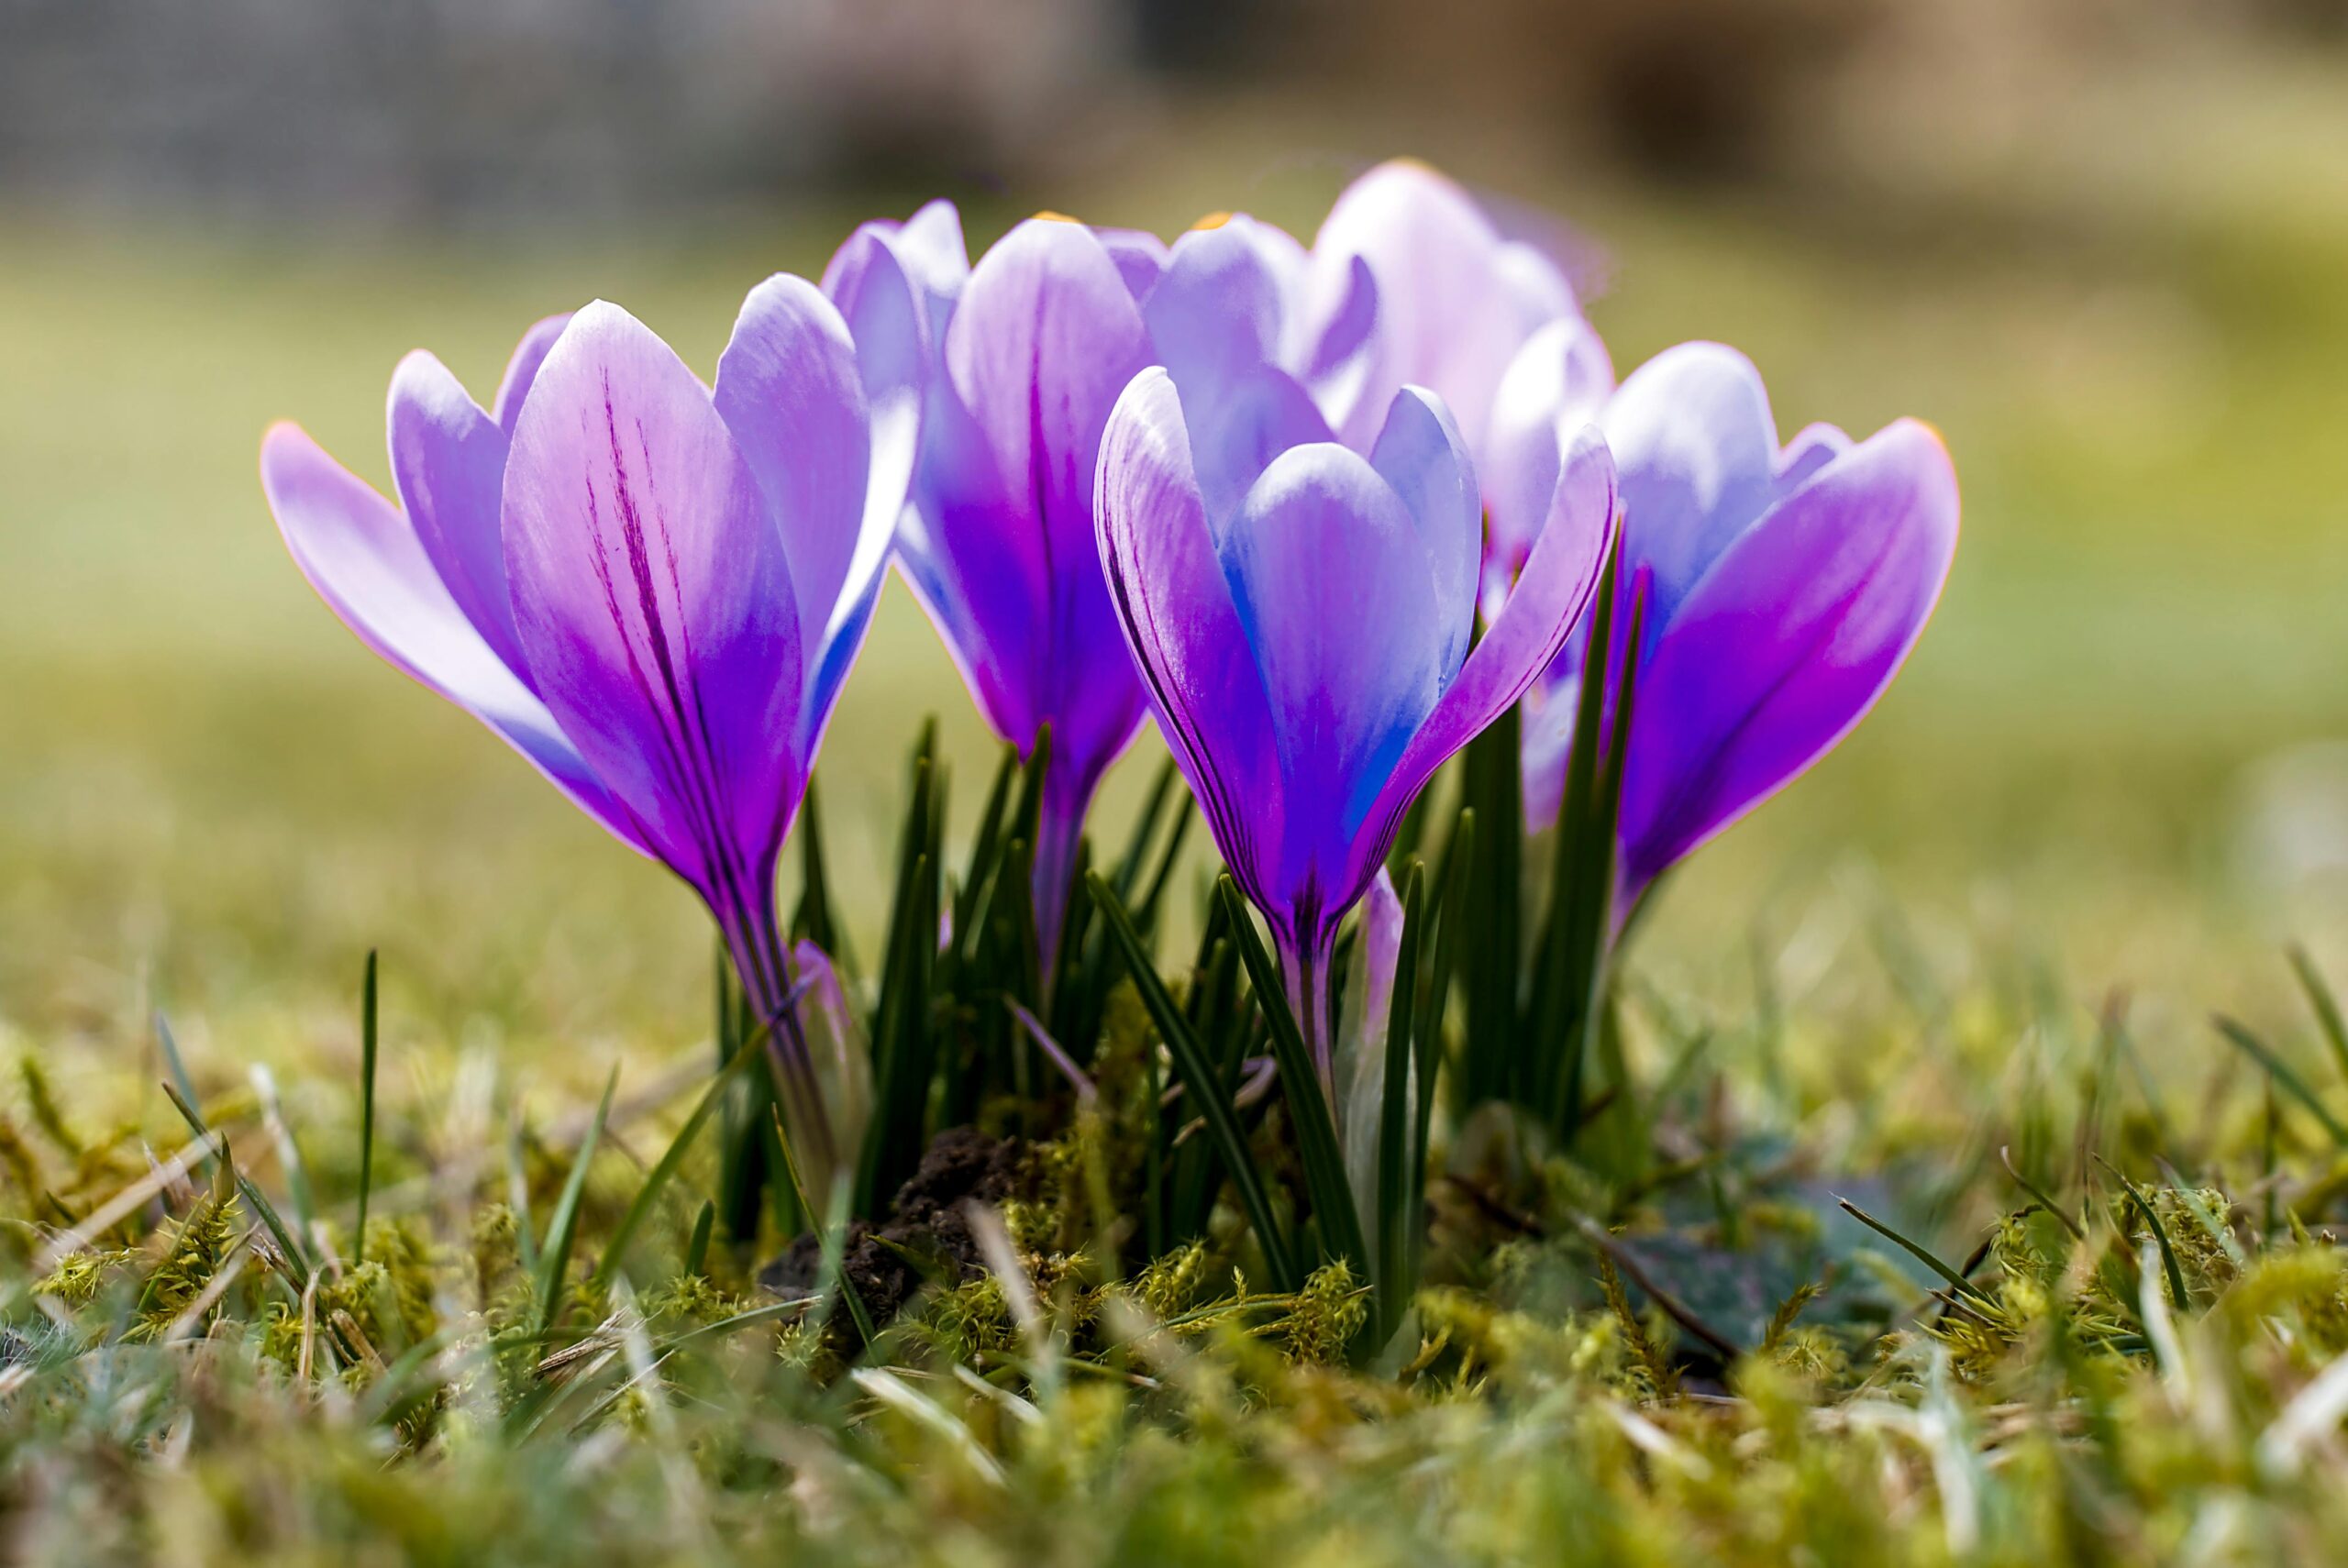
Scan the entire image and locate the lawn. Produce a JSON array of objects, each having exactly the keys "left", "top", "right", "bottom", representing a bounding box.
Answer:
[{"left": 5, "top": 82, "right": 2348, "bottom": 1561}]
